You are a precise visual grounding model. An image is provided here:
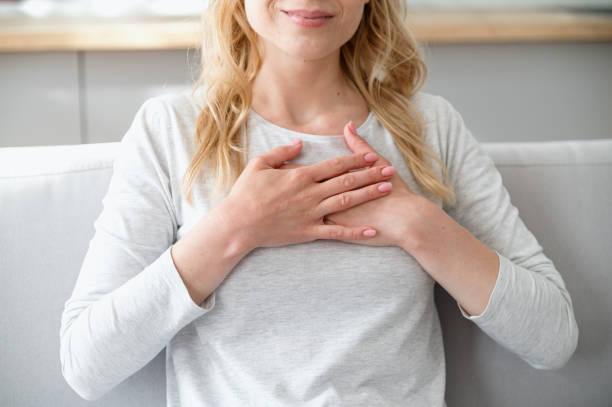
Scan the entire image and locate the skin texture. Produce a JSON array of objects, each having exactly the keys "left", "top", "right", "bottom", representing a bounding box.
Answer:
[
  {"left": 247, "top": 0, "right": 371, "bottom": 136},
  {"left": 174, "top": 0, "right": 500, "bottom": 315}
]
